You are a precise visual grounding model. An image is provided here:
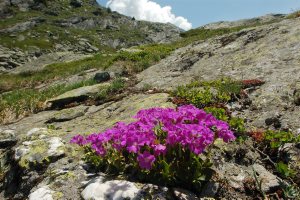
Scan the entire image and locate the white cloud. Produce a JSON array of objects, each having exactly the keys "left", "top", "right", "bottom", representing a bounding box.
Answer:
[{"left": 106, "top": 0, "right": 192, "bottom": 30}]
